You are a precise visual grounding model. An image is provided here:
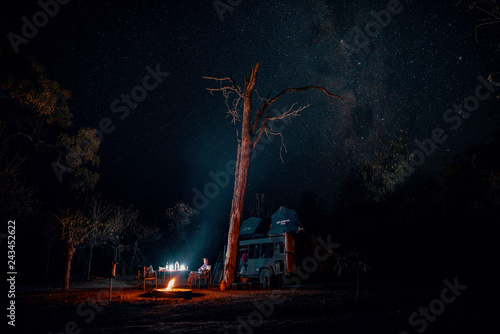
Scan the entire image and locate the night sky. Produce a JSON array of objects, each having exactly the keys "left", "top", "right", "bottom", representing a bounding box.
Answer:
[{"left": 2, "top": 0, "right": 499, "bottom": 227}]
